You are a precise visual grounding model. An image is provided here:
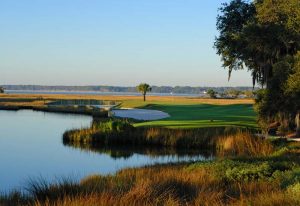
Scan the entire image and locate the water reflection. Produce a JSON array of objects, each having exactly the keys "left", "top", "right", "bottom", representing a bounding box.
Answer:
[
  {"left": 0, "top": 110, "right": 214, "bottom": 192},
  {"left": 63, "top": 140, "right": 214, "bottom": 160}
]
